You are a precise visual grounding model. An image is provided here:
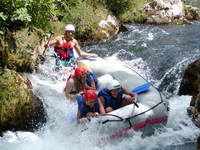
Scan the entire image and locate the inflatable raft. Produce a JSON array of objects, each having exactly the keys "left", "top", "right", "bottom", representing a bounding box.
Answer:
[{"left": 79, "top": 58, "right": 169, "bottom": 138}]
